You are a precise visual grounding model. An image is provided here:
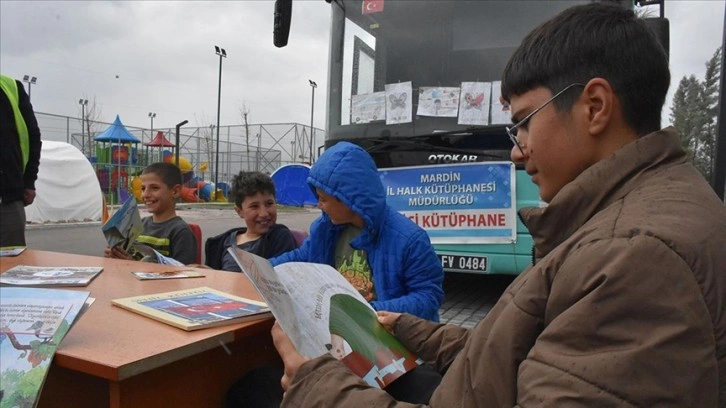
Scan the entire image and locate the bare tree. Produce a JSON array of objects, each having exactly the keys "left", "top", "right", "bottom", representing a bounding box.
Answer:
[
  {"left": 193, "top": 113, "right": 215, "bottom": 169},
  {"left": 240, "top": 102, "right": 251, "bottom": 157}
]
